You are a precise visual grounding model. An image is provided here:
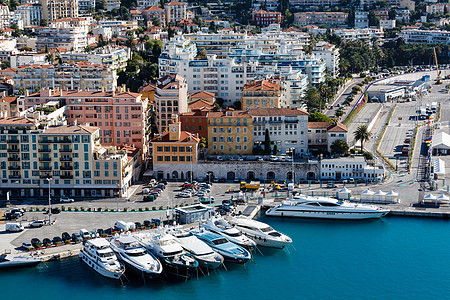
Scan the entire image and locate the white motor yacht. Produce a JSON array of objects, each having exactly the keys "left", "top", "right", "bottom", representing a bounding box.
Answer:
[
  {"left": 266, "top": 196, "right": 390, "bottom": 220},
  {"left": 79, "top": 238, "right": 125, "bottom": 279},
  {"left": 0, "top": 254, "right": 41, "bottom": 270},
  {"left": 200, "top": 215, "right": 257, "bottom": 248},
  {"left": 229, "top": 217, "right": 292, "bottom": 249},
  {"left": 168, "top": 226, "right": 224, "bottom": 270},
  {"left": 109, "top": 234, "right": 162, "bottom": 278},
  {"left": 135, "top": 231, "right": 198, "bottom": 279}
]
